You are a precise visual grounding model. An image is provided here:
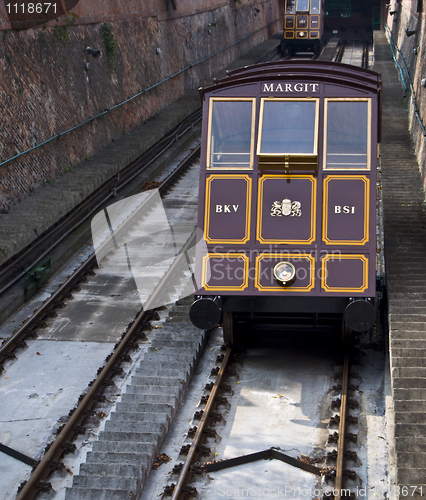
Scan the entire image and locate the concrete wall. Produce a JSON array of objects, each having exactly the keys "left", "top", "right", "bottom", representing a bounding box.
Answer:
[
  {"left": 0, "top": 0, "right": 281, "bottom": 212},
  {"left": 384, "top": 0, "right": 426, "bottom": 189}
]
